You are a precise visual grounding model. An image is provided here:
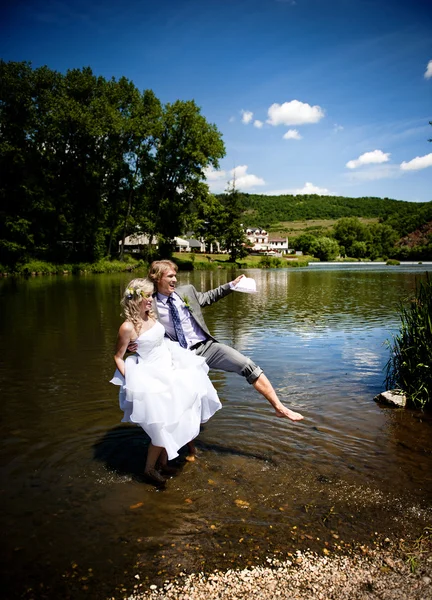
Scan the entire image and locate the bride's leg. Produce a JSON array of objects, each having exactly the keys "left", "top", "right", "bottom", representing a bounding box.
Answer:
[
  {"left": 157, "top": 448, "right": 168, "bottom": 467},
  {"left": 155, "top": 448, "right": 178, "bottom": 476},
  {"left": 185, "top": 440, "right": 197, "bottom": 462},
  {"left": 144, "top": 444, "right": 166, "bottom": 483}
]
